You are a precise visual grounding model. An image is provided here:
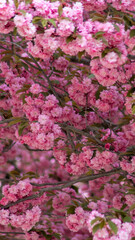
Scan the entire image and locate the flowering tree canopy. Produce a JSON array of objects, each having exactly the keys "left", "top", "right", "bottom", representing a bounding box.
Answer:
[{"left": 0, "top": 0, "right": 135, "bottom": 239}]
